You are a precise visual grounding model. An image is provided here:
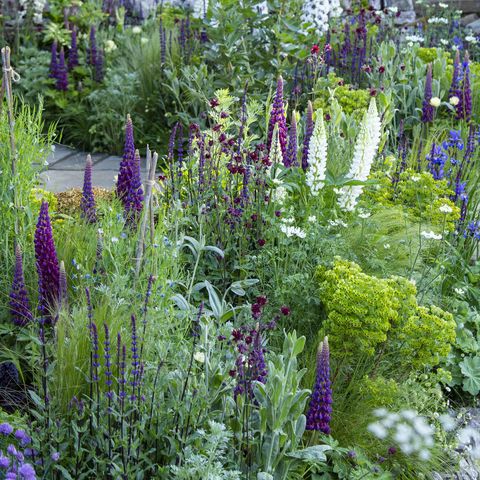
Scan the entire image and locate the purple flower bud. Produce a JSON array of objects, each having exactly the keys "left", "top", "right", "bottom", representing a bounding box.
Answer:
[
  {"left": 306, "top": 336, "right": 332, "bottom": 434},
  {"left": 116, "top": 115, "right": 135, "bottom": 201},
  {"left": 0, "top": 423, "right": 13, "bottom": 435},
  {"left": 9, "top": 245, "right": 33, "bottom": 326}
]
